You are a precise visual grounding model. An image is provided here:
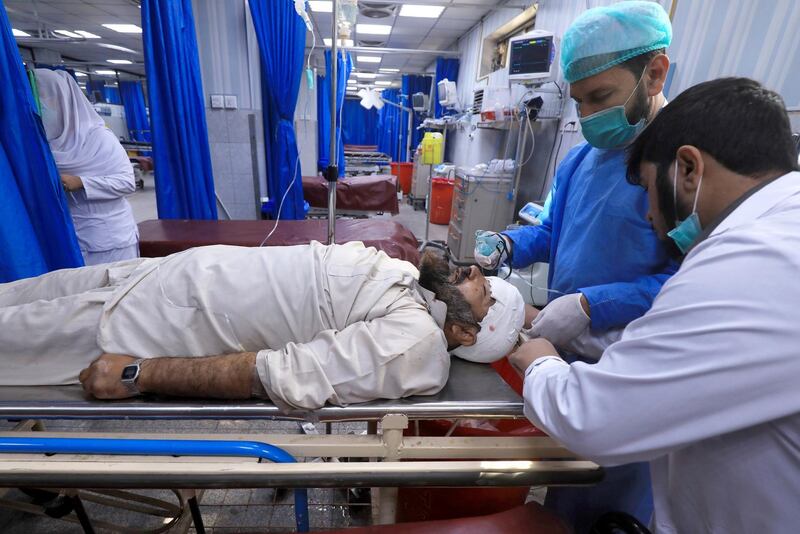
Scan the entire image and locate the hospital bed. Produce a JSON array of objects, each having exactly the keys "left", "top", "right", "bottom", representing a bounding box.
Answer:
[
  {"left": 138, "top": 218, "right": 420, "bottom": 264},
  {"left": 0, "top": 359, "right": 602, "bottom": 530},
  {"left": 344, "top": 146, "right": 392, "bottom": 176},
  {"left": 303, "top": 174, "right": 399, "bottom": 217}
]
